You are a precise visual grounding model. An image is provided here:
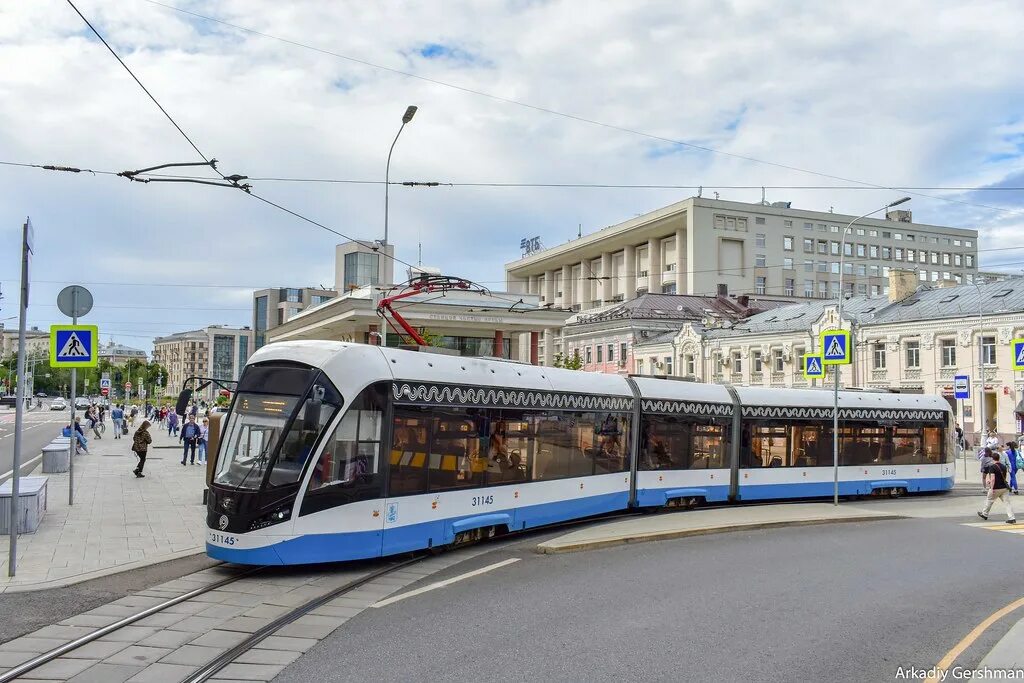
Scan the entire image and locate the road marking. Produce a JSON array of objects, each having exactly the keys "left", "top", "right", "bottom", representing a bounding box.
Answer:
[
  {"left": 0, "top": 453, "right": 44, "bottom": 484},
  {"left": 928, "top": 595, "right": 1024, "bottom": 681},
  {"left": 372, "top": 558, "right": 521, "bottom": 608}
]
